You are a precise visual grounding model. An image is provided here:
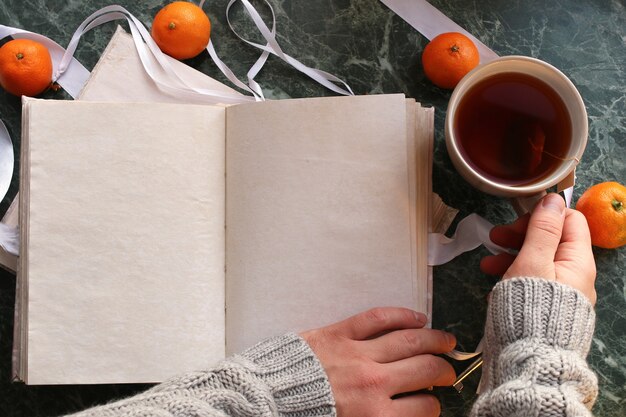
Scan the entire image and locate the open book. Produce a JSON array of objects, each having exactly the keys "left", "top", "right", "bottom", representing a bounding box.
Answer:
[{"left": 15, "top": 92, "right": 434, "bottom": 385}]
